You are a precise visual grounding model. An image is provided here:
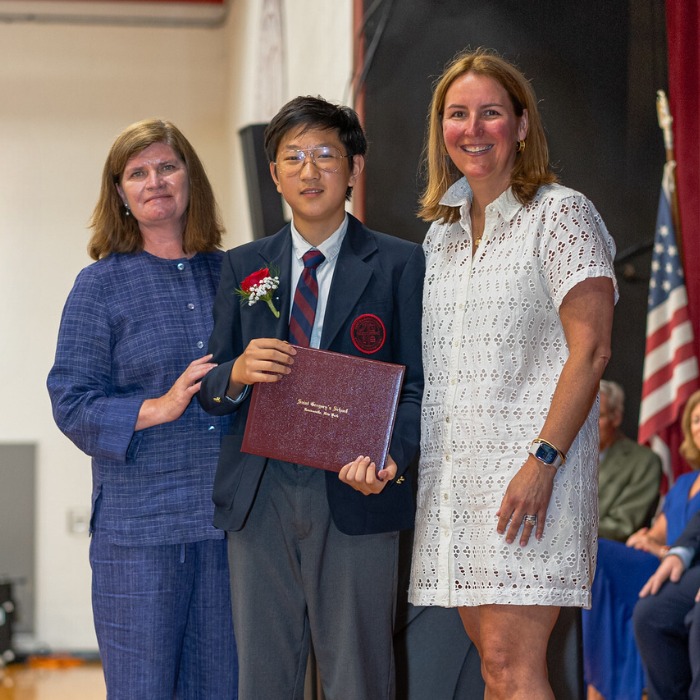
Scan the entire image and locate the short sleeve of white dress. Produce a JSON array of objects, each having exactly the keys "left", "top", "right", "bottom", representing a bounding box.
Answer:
[
  {"left": 536, "top": 186, "right": 618, "bottom": 310},
  {"left": 410, "top": 182, "right": 617, "bottom": 609}
]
